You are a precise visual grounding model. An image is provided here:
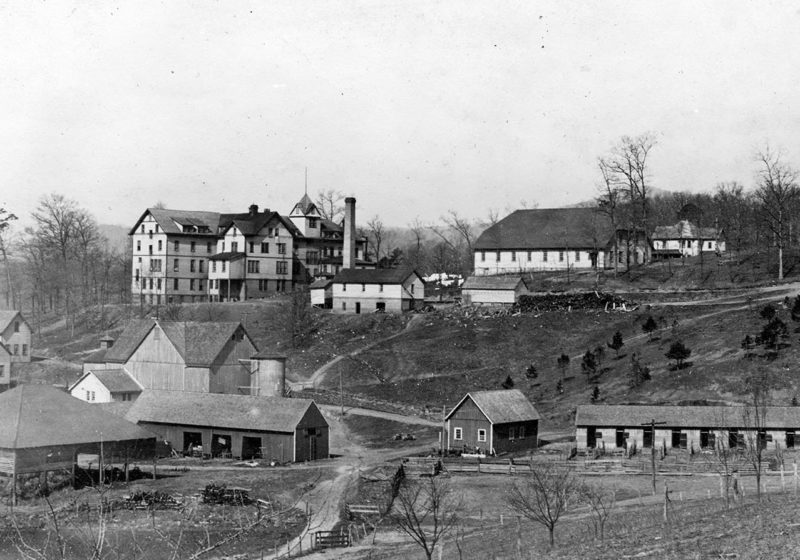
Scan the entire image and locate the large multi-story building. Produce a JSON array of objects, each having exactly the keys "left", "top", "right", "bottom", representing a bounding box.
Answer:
[{"left": 130, "top": 195, "right": 371, "bottom": 304}]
